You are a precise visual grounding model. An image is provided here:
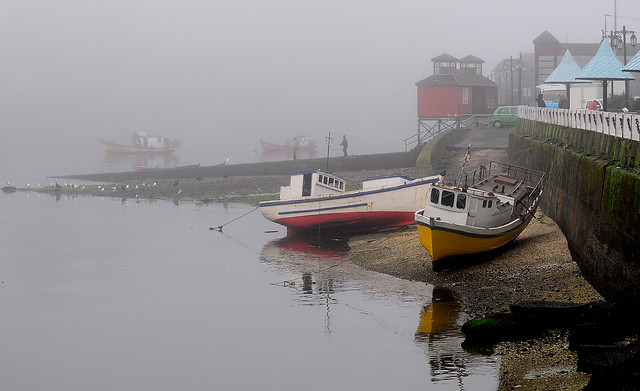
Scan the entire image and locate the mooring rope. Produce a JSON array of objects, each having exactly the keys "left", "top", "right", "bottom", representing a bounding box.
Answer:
[
  {"left": 209, "top": 206, "right": 260, "bottom": 232},
  {"left": 269, "top": 257, "right": 352, "bottom": 288}
]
